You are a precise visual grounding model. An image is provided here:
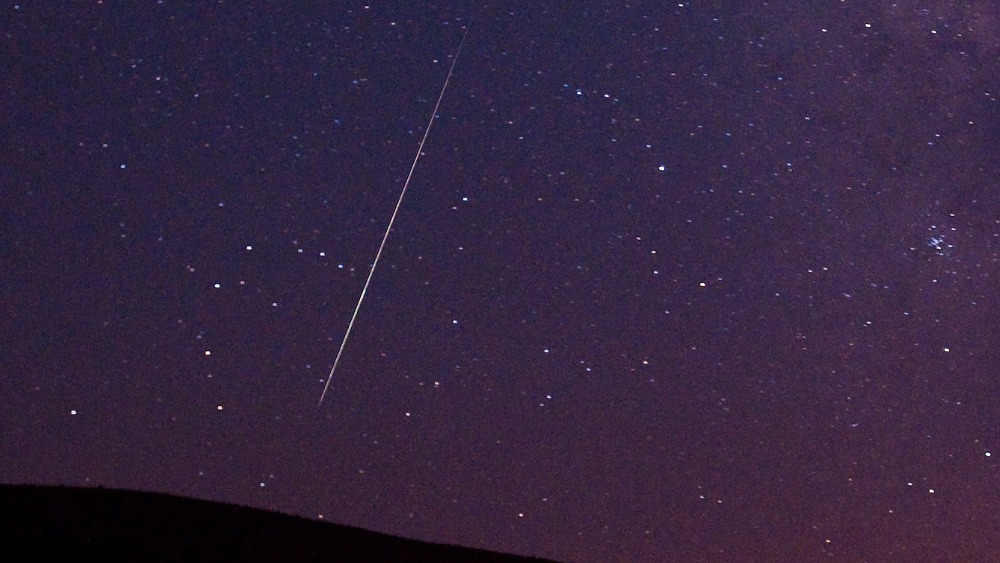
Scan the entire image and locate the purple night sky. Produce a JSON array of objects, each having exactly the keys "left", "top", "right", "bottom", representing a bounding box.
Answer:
[{"left": 5, "top": 2, "right": 1000, "bottom": 560}]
